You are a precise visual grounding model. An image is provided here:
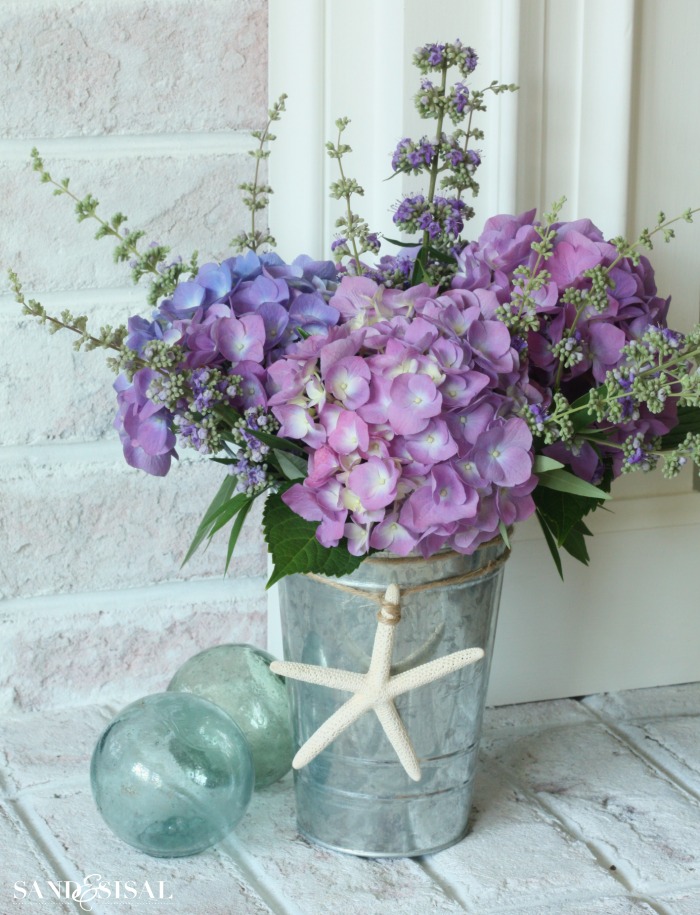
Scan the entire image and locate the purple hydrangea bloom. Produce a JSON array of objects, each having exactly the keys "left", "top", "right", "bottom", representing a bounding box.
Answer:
[{"left": 113, "top": 369, "right": 177, "bottom": 476}]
